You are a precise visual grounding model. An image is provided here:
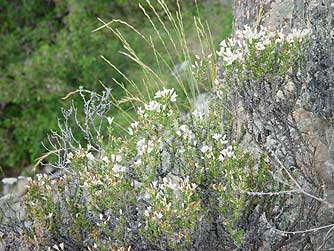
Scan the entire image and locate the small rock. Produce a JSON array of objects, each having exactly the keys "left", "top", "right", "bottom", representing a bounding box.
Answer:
[
  {"left": 1, "top": 178, "right": 18, "bottom": 195},
  {"left": 2, "top": 178, "right": 17, "bottom": 185}
]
